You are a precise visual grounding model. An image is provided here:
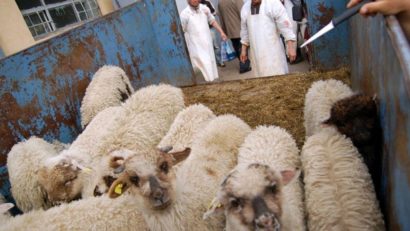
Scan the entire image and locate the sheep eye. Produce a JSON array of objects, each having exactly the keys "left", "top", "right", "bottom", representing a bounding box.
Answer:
[
  {"left": 130, "top": 175, "right": 140, "bottom": 186},
  {"left": 160, "top": 162, "right": 169, "bottom": 174},
  {"left": 229, "top": 198, "right": 241, "bottom": 208}
]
